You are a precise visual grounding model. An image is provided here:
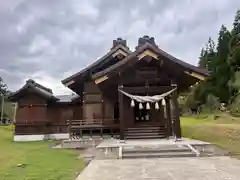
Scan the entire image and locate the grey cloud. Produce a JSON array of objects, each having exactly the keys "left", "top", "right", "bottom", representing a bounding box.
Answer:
[{"left": 0, "top": 0, "right": 240, "bottom": 94}]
